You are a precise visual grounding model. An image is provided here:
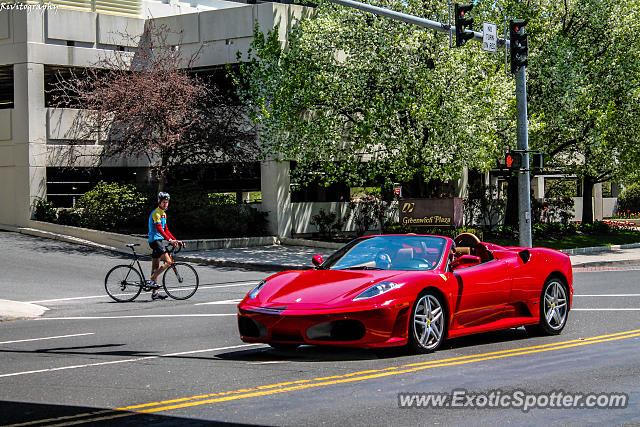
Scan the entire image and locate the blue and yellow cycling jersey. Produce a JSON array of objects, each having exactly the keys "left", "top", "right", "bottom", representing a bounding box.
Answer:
[{"left": 148, "top": 207, "right": 167, "bottom": 242}]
